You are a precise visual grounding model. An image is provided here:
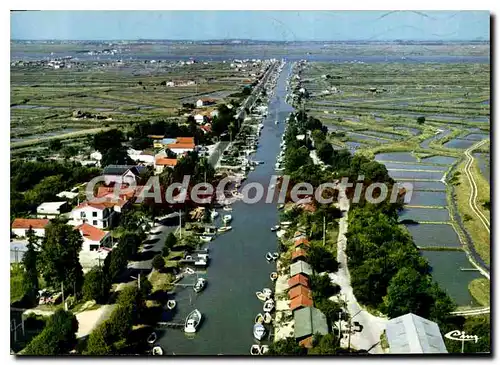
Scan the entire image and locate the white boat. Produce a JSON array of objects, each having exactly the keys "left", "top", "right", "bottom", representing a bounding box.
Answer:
[
  {"left": 147, "top": 332, "right": 157, "bottom": 344},
  {"left": 277, "top": 204, "right": 285, "bottom": 210},
  {"left": 250, "top": 344, "right": 261, "bottom": 355},
  {"left": 199, "top": 235, "right": 212, "bottom": 242},
  {"left": 270, "top": 272, "right": 278, "bottom": 281},
  {"left": 263, "top": 299, "right": 275, "bottom": 312},
  {"left": 217, "top": 225, "right": 232, "bottom": 233},
  {"left": 152, "top": 346, "right": 163, "bottom": 355},
  {"left": 193, "top": 278, "right": 207, "bottom": 293},
  {"left": 270, "top": 225, "right": 280, "bottom": 232},
  {"left": 275, "top": 120, "right": 279, "bottom": 125},
  {"left": 254, "top": 313, "right": 265, "bottom": 324},
  {"left": 261, "top": 345, "right": 269, "bottom": 355},
  {"left": 265, "top": 252, "right": 273, "bottom": 262},
  {"left": 223, "top": 214, "right": 232, "bottom": 223},
  {"left": 184, "top": 309, "right": 202, "bottom": 333},
  {"left": 262, "top": 288, "right": 273, "bottom": 298},
  {"left": 253, "top": 323, "right": 266, "bottom": 341},
  {"left": 210, "top": 210, "right": 219, "bottom": 219},
  {"left": 166, "top": 300, "right": 176, "bottom": 310},
  {"left": 263, "top": 312, "right": 273, "bottom": 324},
  {"left": 280, "top": 221, "right": 292, "bottom": 227},
  {"left": 256, "top": 291, "right": 268, "bottom": 301},
  {"left": 272, "top": 252, "right": 279, "bottom": 260},
  {"left": 184, "top": 267, "right": 195, "bottom": 275},
  {"left": 223, "top": 205, "right": 233, "bottom": 212}
]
